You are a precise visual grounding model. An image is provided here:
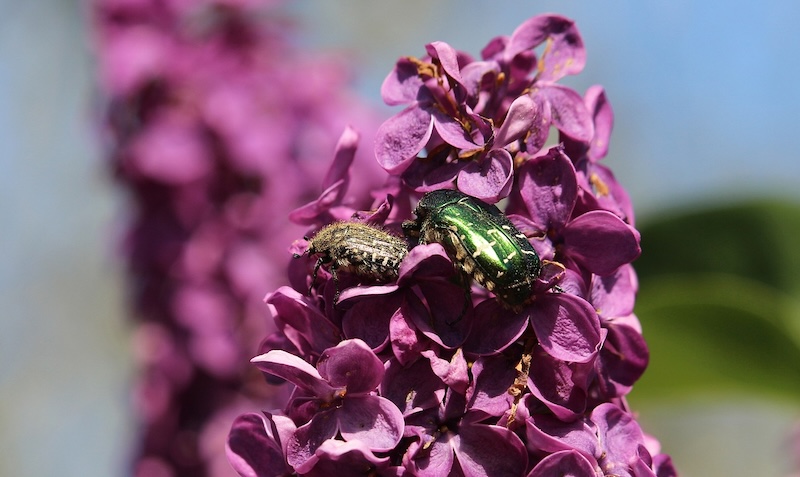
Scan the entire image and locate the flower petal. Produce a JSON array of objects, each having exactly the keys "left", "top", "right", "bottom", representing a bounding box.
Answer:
[
  {"left": 226, "top": 413, "right": 294, "bottom": 477},
  {"left": 337, "top": 395, "right": 405, "bottom": 451},
  {"left": 251, "top": 350, "right": 336, "bottom": 399},
  {"left": 562, "top": 210, "right": 641, "bottom": 276},
  {"left": 466, "top": 356, "right": 517, "bottom": 418},
  {"left": 590, "top": 264, "right": 638, "bottom": 318},
  {"left": 494, "top": 94, "right": 538, "bottom": 147},
  {"left": 584, "top": 85, "right": 613, "bottom": 161},
  {"left": 265, "top": 287, "right": 342, "bottom": 358},
  {"left": 592, "top": 403, "right": 646, "bottom": 474},
  {"left": 527, "top": 450, "right": 597, "bottom": 477},
  {"left": 317, "top": 339, "right": 384, "bottom": 394},
  {"left": 512, "top": 147, "right": 577, "bottom": 230},
  {"left": 463, "top": 299, "right": 528, "bottom": 355},
  {"left": 431, "top": 109, "right": 480, "bottom": 151},
  {"left": 422, "top": 348, "right": 470, "bottom": 395},
  {"left": 426, "top": 41, "right": 465, "bottom": 89},
  {"left": 375, "top": 105, "right": 433, "bottom": 174},
  {"left": 505, "top": 15, "right": 585, "bottom": 81},
  {"left": 286, "top": 410, "right": 340, "bottom": 472},
  {"left": 526, "top": 347, "right": 590, "bottom": 420},
  {"left": 536, "top": 84, "right": 593, "bottom": 142},
  {"left": 452, "top": 423, "right": 528, "bottom": 477},
  {"left": 301, "top": 440, "right": 393, "bottom": 477},
  {"left": 528, "top": 293, "right": 601, "bottom": 363},
  {"left": 456, "top": 148, "right": 513, "bottom": 203},
  {"left": 341, "top": 292, "right": 403, "bottom": 351},
  {"left": 382, "top": 358, "right": 445, "bottom": 417},
  {"left": 381, "top": 57, "right": 425, "bottom": 105},
  {"left": 388, "top": 307, "right": 424, "bottom": 365}
]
